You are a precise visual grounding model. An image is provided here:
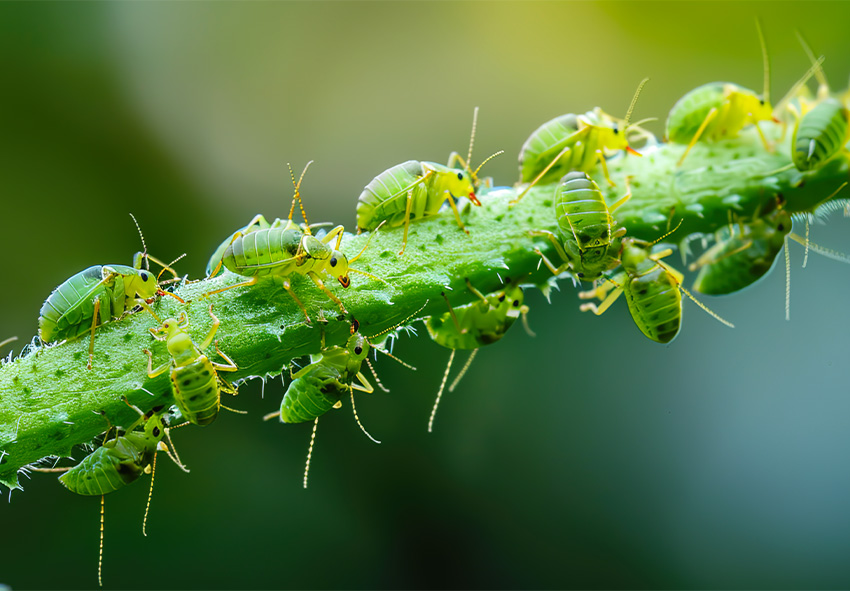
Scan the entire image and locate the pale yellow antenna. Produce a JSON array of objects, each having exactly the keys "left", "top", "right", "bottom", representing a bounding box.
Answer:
[
  {"left": 429, "top": 350, "right": 455, "bottom": 433},
  {"left": 98, "top": 495, "right": 105, "bottom": 588},
  {"left": 287, "top": 160, "right": 314, "bottom": 231},
  {"left": 364, "top": 357, "right": 390, "bottom": 393},
  {"left": 624, "top": 77, "right": 650, "bottom": 127},
  {"left": 350, "top": 388, "right": 380, "bottom": 444},
  {"left": 467, "top": 106, "right": 478, "bottom": 171},
  {"left": 142, "top": 451, "right": 158, "bottom": 537},
  {"left": 303, "top": 418, "right": 319, "bottom": 489},
  {"left": 796, "top": 30, "right": 829, "bottom": 98},
  {"left": 785, "top": 234, "right": 792, "bottom": 321},
  {"left": 756, "top": 18, "right": 771, "bottom": 104},
  {"left": 449, "top": 348, "right": 479, "bottom": 393}
]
